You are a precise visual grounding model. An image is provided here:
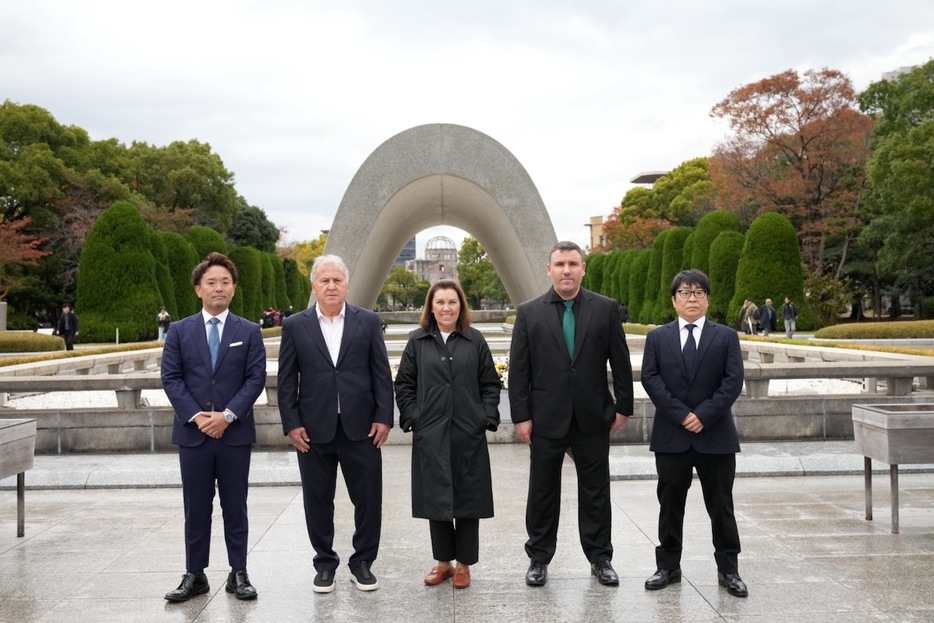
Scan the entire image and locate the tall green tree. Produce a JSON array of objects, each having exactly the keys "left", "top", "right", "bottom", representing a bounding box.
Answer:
[
  {"left": 710, "top": 69, "right": 874, "bottom": 277},
  {"left": 690, "top": 211, "right": 742, "bottom": 274},
  {"left": 640, "top": 230, "right": 669, "bottom": 322},
  {"left": 75, "top": 202, "right": 162, "bottom": 342},
  {"left": 159, "top": 231, "right": 200, "bottom": 318},
  {"left": 654, "top": 227, "right": 692, "bottom": 323},
  {"left": 858, "top": 59, "right": 934, "bottom": 306},
  {"left": 128, "top": 139, "right": 243, "bottom": 233},
  {"left": 456, "top": 237, "right": 507, "bottom": 308},
  {"left": 381, "top": 266, "right": 421, "bottom": 309},
  {"left": 229, "top": 206, "right": 280, "bottom": 252},
  {"left": 729, "top": 212, "right": 813, "bottom": 329},
  {"left": 186, "top": 225, "right": 228, "bottom": 261},
  {"left": 229, "top": 246, "right": 264, "bottom": 323},
  {"left": 627, "top": 250, "right": 652, "bottom": 324},
  {"left": 708, "top": 231, "right": 745, "bottom": 325}
]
